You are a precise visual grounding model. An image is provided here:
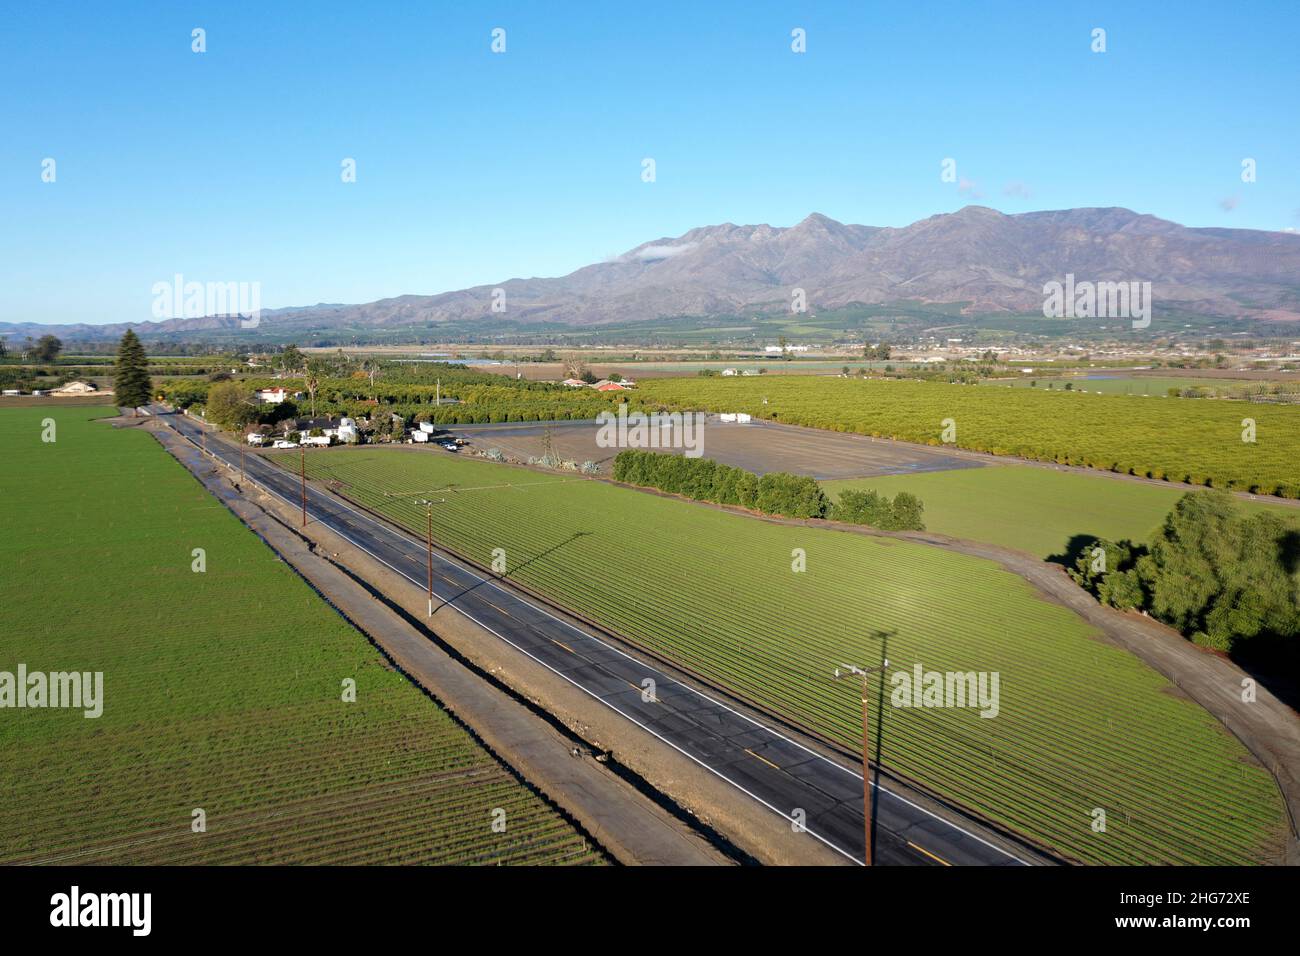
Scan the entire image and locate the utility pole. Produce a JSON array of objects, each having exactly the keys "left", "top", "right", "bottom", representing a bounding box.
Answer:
[
  {"left": 833, "top": 659, "right": 890, "bottom": 866},
  {"left": 436, "top": 377, "right": 440, "bottom": 407},
  {"left": 542, "top": 423, "right": 555, "bottom": 464},
  {"left": 300, "top": 442, "right": 307, "bottom": 528},
  {"left": 416, "top": 498, "right": 437, "bottom": 617}
]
